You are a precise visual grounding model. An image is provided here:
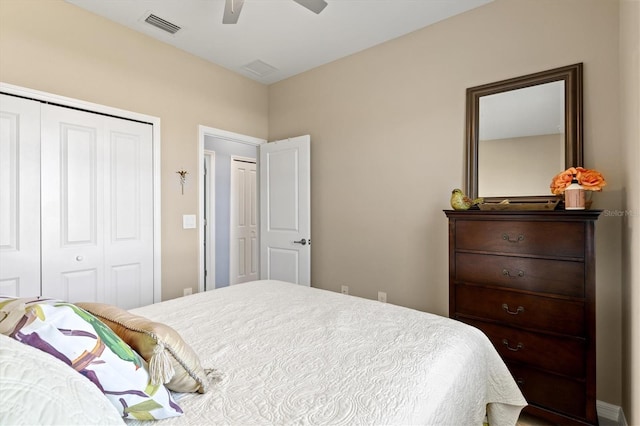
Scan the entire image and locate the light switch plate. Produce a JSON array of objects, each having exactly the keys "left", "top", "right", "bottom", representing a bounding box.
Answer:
[{"left": 182, "top": 214, "right": 196, "bottom": 229}]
